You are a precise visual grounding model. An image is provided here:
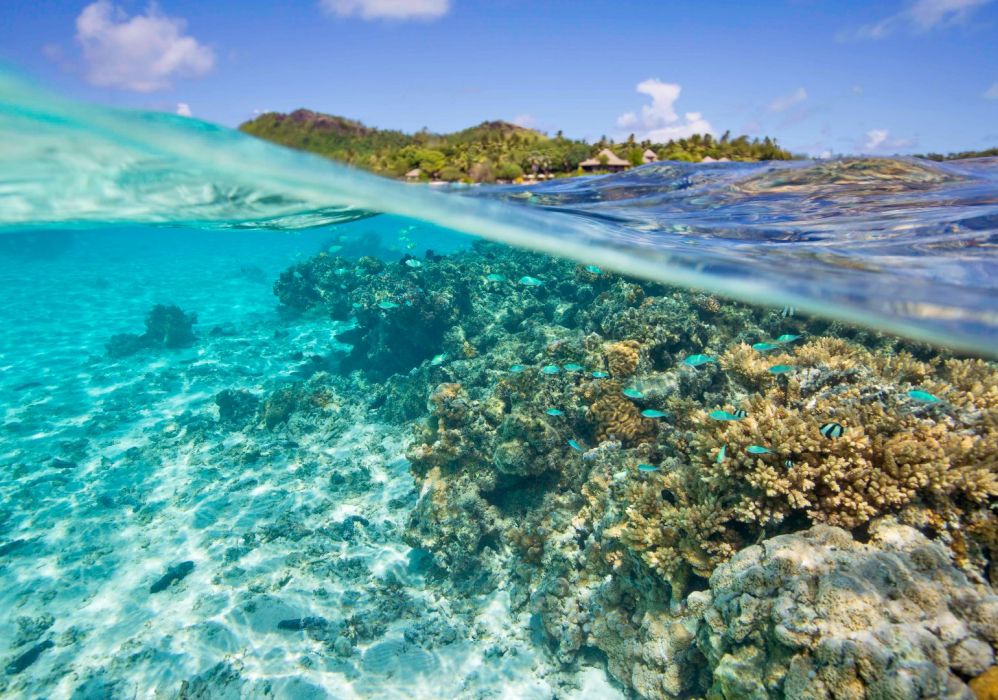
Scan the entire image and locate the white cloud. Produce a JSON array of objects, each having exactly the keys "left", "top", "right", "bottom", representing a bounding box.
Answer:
[
  {"left": 176, "top": 102, "right": 192, "bottom": 117},
  {"left": 616, "top": 79, "right": 712, "bottom": 141},
  {"left": 319, "top": 0, "right": 450, "bottom": 20},
  {"left": 768, "top": 87, "right": 808, "bottom": 113},
  {"left": 512, "top": 114, "right": 536, "bottom": 128},
  {"left": 852, "top": 0, "right": 992, "bottom": 39},
  {"left": 862, "top": 128, "right": 915, "bottom": 152},
  {"left": 985, "top": 82, "right": 998, "bottom": 99},
  {"left": 75, "top": 1, "right": 214, "bottom": 92}
]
